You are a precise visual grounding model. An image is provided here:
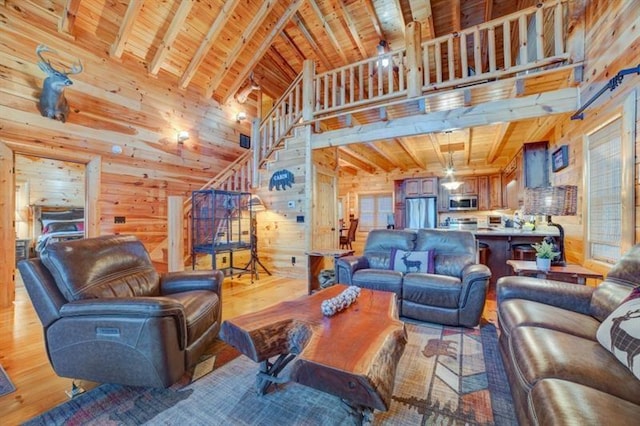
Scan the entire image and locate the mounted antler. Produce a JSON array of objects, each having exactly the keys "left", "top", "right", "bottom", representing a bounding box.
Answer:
[
  {"left": 36, "top": 44, "right": 83, "bottom": 122},
  {"left": 235, "top": 72, "right": 260, "bottom": 104}
]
